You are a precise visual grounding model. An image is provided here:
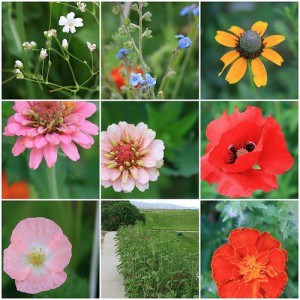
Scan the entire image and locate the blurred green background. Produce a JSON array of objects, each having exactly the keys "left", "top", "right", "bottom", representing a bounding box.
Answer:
[
  {"left": 2, "top": 101, "right": 99, "bottom": 199},
  {"left": 2, "top": 201, "right": 98, "bottom": 298},
  {"left": 2, "top": 2, "right": 99, "bottom": 99},
  {"left": 201, "top": 2, "right": 298, "bottom": 99},
  {"left": 101, "top": 101, "right": 199, "bottom": 199},
  {"left": 201, "top": 101, "right": 298, "bottom": 199},
  {"left": 201, "top": 201, "right": 298, "bottom": 298},
  {"left": 101, "top": 2, "right": 199, "bottom": 99}
]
